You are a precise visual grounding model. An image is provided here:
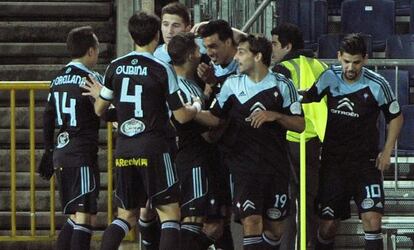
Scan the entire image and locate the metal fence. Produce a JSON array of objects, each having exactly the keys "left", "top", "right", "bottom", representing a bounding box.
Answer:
[{"left": 0, "top": 82, "right": 135, "bottom": 242}]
